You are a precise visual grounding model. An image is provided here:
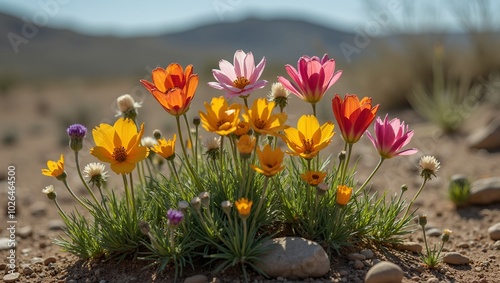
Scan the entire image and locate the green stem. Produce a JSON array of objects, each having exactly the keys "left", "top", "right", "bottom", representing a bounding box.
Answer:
[
  {"left": 241, "top": 218, "right": 248, "bottom": 257},
  {"left": 62, "top": 179, "right": 91, "bottom": 211},
  {"left": 53, "top": 198, "right": 69, "bottom": 220},
  {"left": 219, "top": 135, "right": 225, "bottom": 174},
  {"left": 422, "top": 225, "right": 430, "bottom": 256},
  {"left": 251, "top": 176, "right": 269, "bottom": 228},
  {"left": 311, "top": 103, "right": 317, "bottom": 117},
  {"left": 122, "top": 174, "right": 131, "bottom": 211},
  {"left": 340, "top": 143, "right": 353, "bottom": 184},
  {"left": 169, "top": 159, "right": 182, "bottom": 187},
  {"left": 403, "top": 178, "right": 428, "bottom": 220},
  {"left": 176, "top": 116, "right": 202, "bottom": 190},
  {"left": 74, "top": 151, "right": 101, "bottom": 207},
  {"left": 355, "top": 157, "right": 385, "bottom": 195},
  {"left": 183, "top": 114, "right": 195, "bottom": 158},
  {"left": 129, "top": 173, "right": 137, "bottom": 222},
  {"left": 194, "top": 124, "right": 199, "bottom": 173}
]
